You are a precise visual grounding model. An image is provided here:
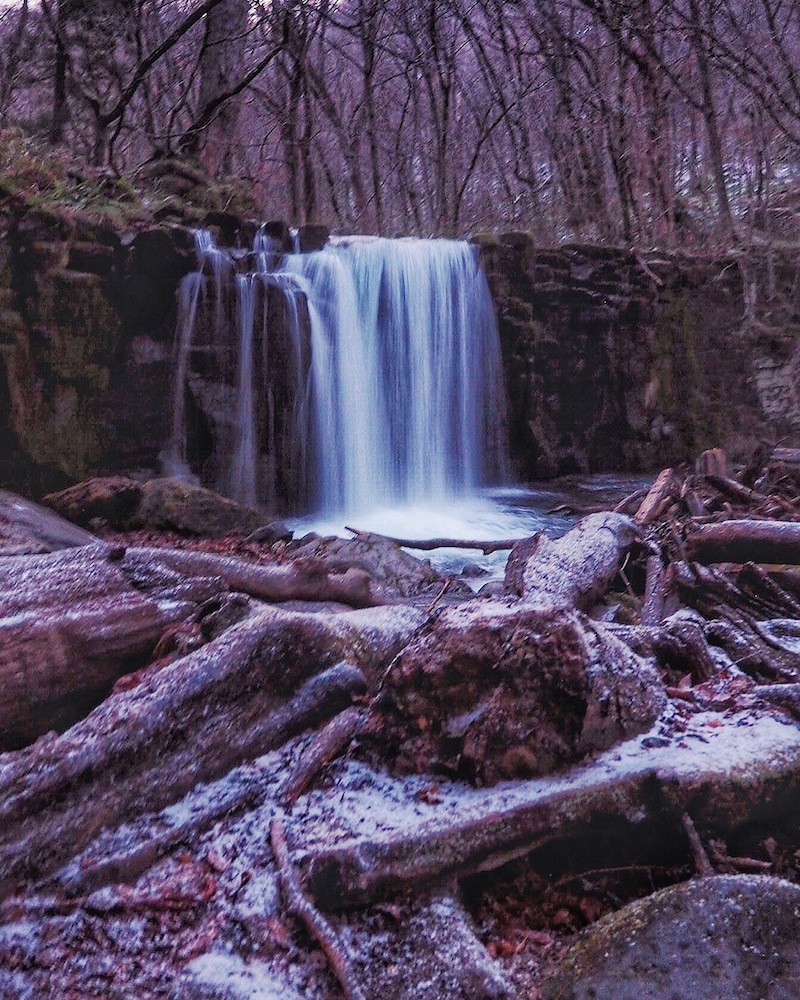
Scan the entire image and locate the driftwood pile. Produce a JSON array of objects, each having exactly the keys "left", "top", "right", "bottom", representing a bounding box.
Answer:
[{"left": 2, "top": 449, "right": 800, "bottom": 999}]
